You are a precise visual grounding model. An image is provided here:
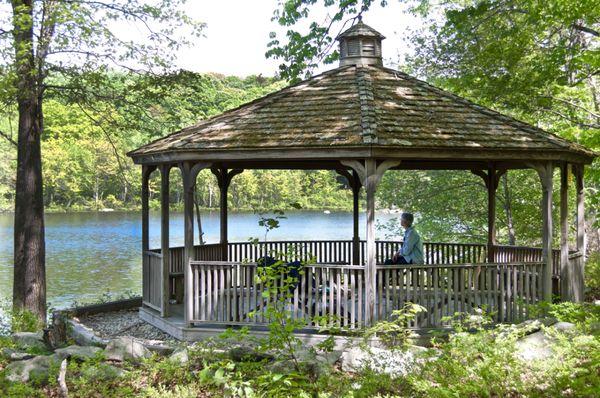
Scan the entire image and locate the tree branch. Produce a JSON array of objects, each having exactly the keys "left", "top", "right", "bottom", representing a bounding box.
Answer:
[{"left": 0, "top": 130, "right": 17, "bottom": 147}]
